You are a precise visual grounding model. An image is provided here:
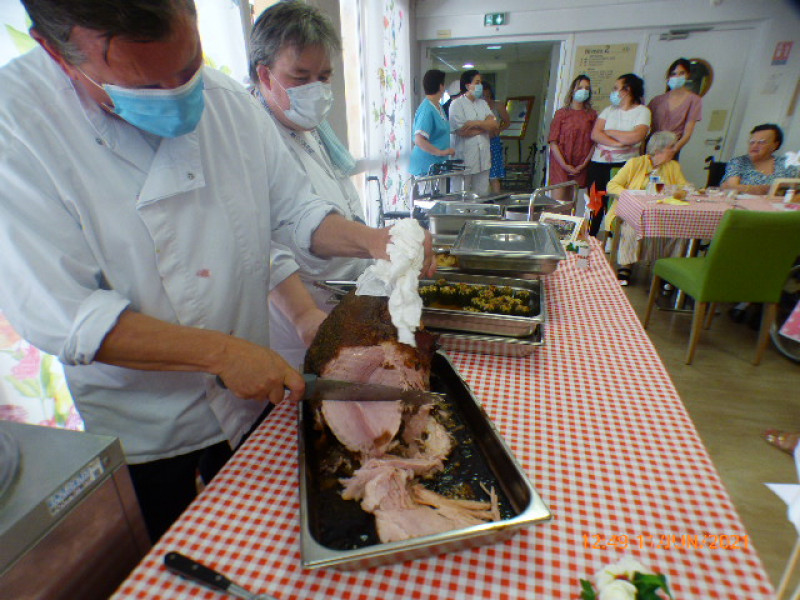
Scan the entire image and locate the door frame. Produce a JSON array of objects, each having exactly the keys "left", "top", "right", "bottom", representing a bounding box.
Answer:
[{"left": 417, "top": 35, "right": 566, "bottom": 176}]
